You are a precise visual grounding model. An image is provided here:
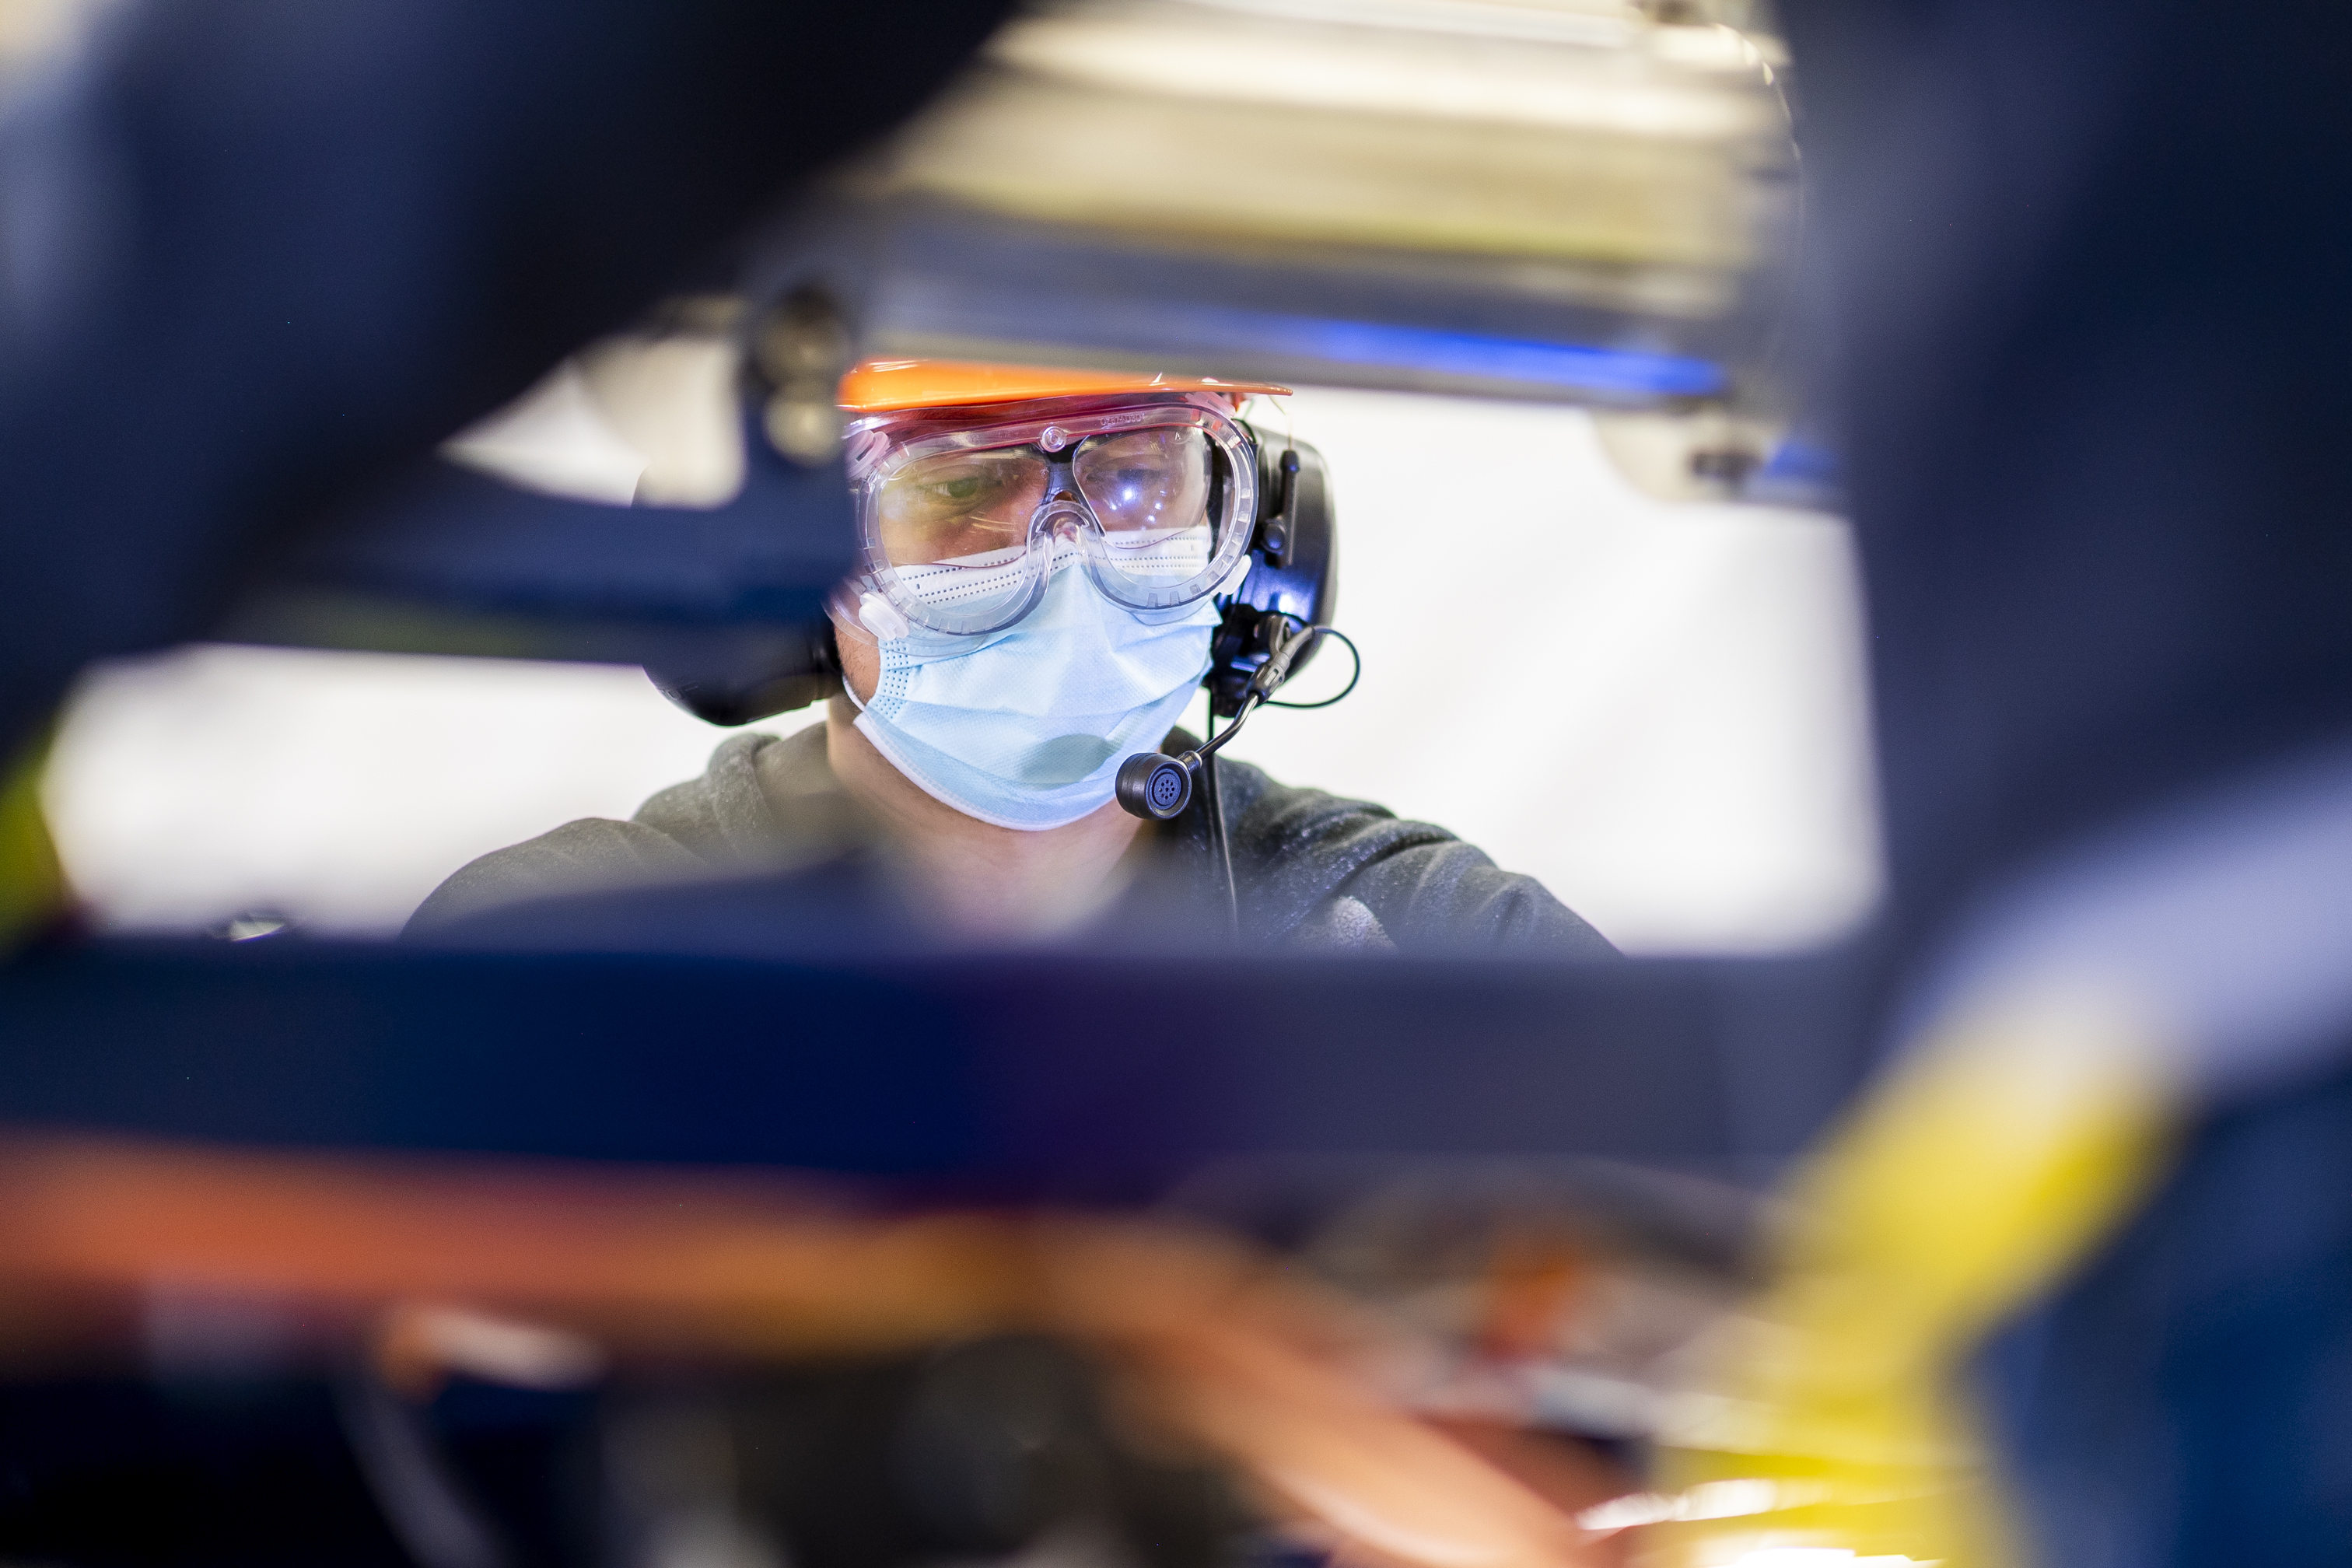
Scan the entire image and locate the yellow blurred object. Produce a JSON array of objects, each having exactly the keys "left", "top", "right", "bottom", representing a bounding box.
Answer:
[
  {"left": 838, "top": 358, "right": 1290, "bottom": 413},
  {"left": 0, "top": 732, "right": 65, "bottom": 950},
  {"left": 1639, "top": 990, "right": 2181, "bottom": 1568}
]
